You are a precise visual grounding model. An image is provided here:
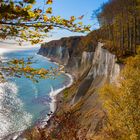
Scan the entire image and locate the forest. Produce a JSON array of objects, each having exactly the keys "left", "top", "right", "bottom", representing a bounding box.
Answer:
[
  {"left": 94, "top": 0, "right": 140, "bottom": 59},
  {"left": 97, "top": 0, "right": 140, "bottom": 139}
]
